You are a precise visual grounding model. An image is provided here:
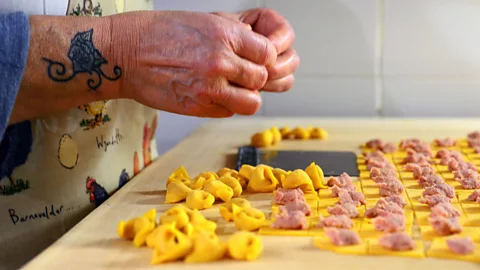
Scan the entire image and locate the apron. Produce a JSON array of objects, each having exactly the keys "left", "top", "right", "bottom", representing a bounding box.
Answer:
[{"left": 0, "top": 1, "right": 157, "bottom": 269}]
